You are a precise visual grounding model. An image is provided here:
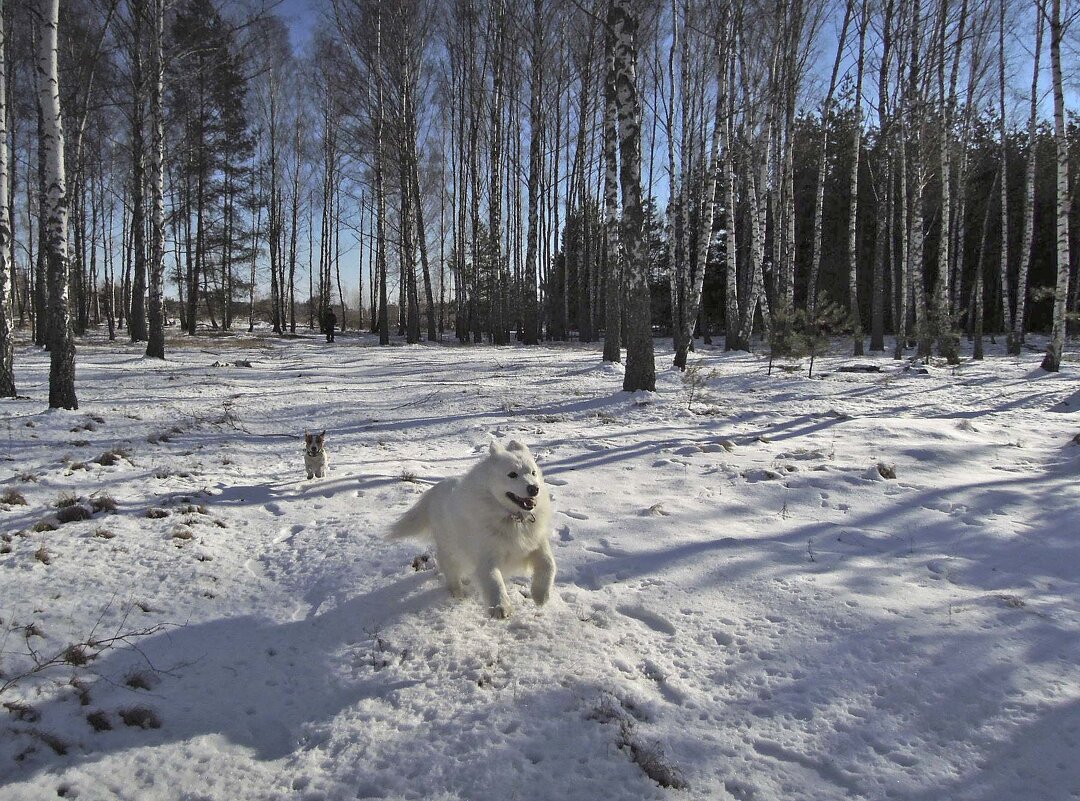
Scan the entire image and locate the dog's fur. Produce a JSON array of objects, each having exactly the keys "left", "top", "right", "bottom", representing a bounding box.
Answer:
[
  {"left": 304, "top": 430, "right": 328, "bottom": 479},
  {"left": 389, "top": 440, "right": 556, "bottom": 618}
]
